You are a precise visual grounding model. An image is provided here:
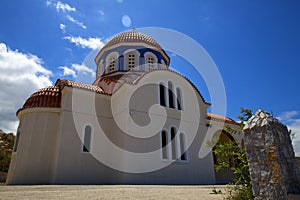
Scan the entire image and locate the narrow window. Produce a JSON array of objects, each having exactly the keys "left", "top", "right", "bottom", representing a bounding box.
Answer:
[
  {"left": 13, "top": 126, "right": 21, "bottom": 152},
  {"left": 171, "top": 127, "right": 177, "bottom": 160},
  {"left": 128, "top": 53, "right": 135, "bottom": 70},
  {"left": 180, "top": 133, "right": 187, "bottom": 160},
  {"left": 83, "top": 125, "right": 92, "bottom": 152},
  {"left": 159, "top": 83, "right": 166, "bottom": 107},
  {"left": 147, "top": 56, "right": 154, "bottom": 70},
  {"left": 176, "top": 87, "right": 182, "bottom": 110},
  {"left": 108, "top": 55, "right": 116, "bottom": 72},
  {"left": 168, "top": 81, "right": 175, "bottom": 109},
  {"left": 161, "top": 130, "right": 168, "bottom": 159}
]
